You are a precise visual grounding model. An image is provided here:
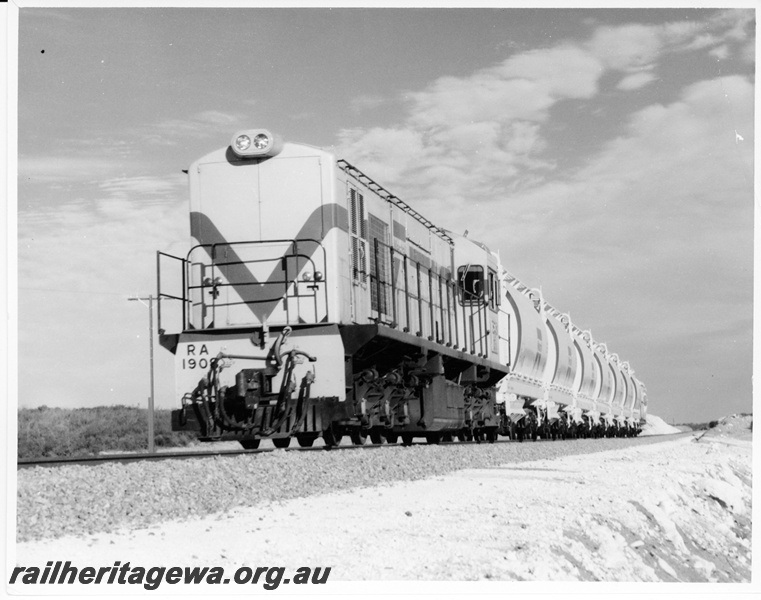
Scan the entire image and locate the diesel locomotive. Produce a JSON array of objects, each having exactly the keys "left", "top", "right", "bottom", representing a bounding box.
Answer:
[{"left": 158, "top": 128, "right": 647, "bottom": 448}]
